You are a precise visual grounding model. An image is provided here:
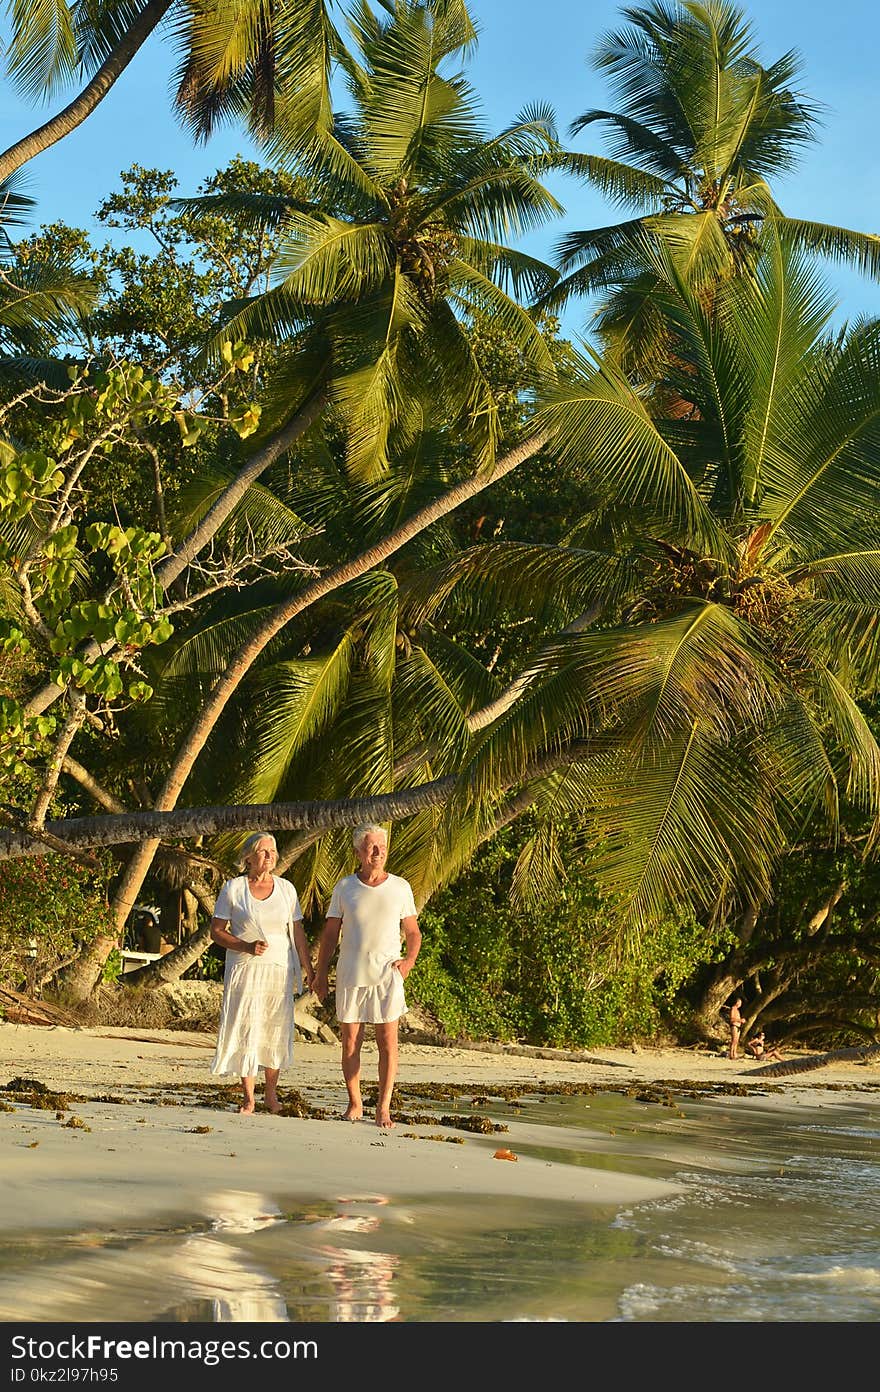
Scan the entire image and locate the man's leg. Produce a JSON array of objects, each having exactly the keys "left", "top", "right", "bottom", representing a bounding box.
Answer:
[
  {"left": 239, "top": 1076, "right": 256, "bottom": 1114},
  {"left": 340, "top": 1022, "right": 365, "bottom": 1120},
  {"left": 374, "top": 1021, "right": 399, "bottom": 1129},
  {"left": 264, "top": 1067, "right": 281, "bottom": 1113}
]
